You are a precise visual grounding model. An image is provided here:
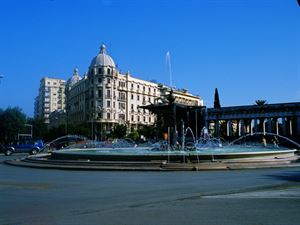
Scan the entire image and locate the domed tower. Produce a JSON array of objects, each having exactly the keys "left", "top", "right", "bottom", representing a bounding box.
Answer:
[
  {"left": 89, "top": 44, "right": 116, "bottom": 76},
  {"left": 88, "top": 44, "right": 119, "bottom": 139},
  {"left": 67, "top": 67, "right": 82, "bottom": 89}
]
